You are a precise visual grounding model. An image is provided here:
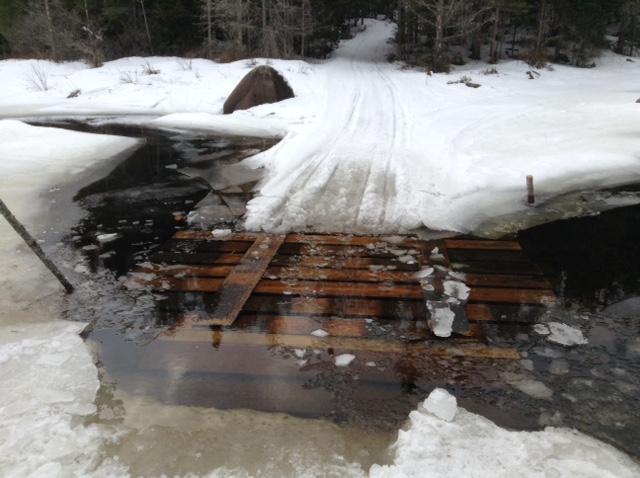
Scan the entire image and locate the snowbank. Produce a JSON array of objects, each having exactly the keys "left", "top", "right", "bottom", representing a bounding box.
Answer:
[{"left": 370, "top": 389, "right": 640, "bottom": 478}]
